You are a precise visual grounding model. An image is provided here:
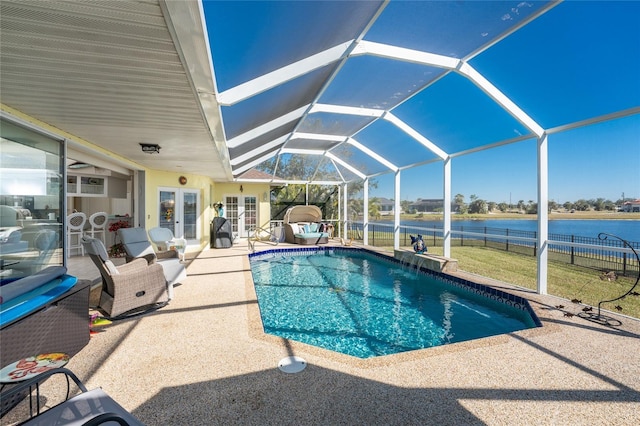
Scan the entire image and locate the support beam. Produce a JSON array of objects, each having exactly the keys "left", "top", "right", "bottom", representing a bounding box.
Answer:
[
  {"left": 537, "top": 133, "right": 549, "bottom": 294},
  {"left": 217, "top": 42, "right": 352, "bottom": 105},
  {"left": 363, "top": 177, "right": 369, "bottom": 245},
  {"left": 343, "top": 183, "right": 348, "bottom": 240},
  {"left": 394, "top": 170, "right": 401, "bottom": 250},
  {"left": 384, "top": 112, "right": 448, "bottom": 160},
  {"left": 443, "top": 157, "right": 452, "bottom": 257},
  {"left": 325, "top": 152, "right": 367, "bottom": 179}
]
